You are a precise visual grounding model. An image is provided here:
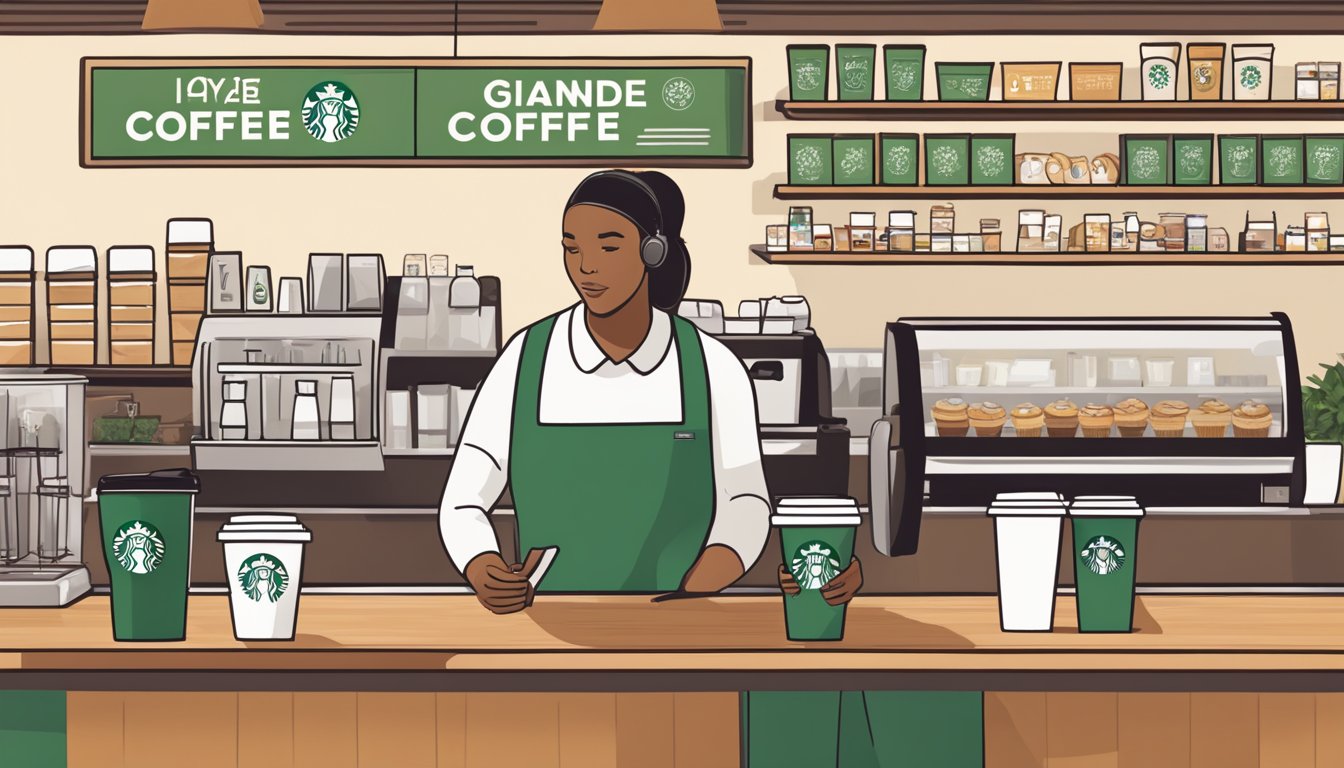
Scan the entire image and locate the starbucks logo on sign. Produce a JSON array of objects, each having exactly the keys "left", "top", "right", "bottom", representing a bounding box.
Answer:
[
  {"left": 113, "top": 521, "right": 165, "bottom": 575},
  {"left": 976, "top": 145, "right": 1006, "bottom": 178},
  {"left": 1179, "top": 144, "right": 1206, "bottom": 175},
  {"left": 1147, "top": 63, "right": 1172, "bottom": 90},
  {"left": 1228, "top": 144, "right": 1253, "bottom": 177},
  {"left": 238, "top": 553, "right": 290, "bottom": 603},
  {"left": 1268, "top": 144, "right": 1297, "bottom": 177},
  {"left": 889, "top": 61, "right": 918, "bottom": 92},
  {"left": 662, "top": 77, "right": 695, "bottom": 111},
  {"left": 1240, "top": 65, "right": 1263, "bottom": 91},
  {"left": 885, "top": 144, "right": 913, "bottom": 176},
  {"left": 791, "top": 541, "right": 841, "bottom": 590},
  {"left": 1131, "top": 145, "right": 1161, "bottom": 180},
  {"left": 1080, "top": 535, "right": 1126, "bottom": 576},
  {"left": 793, "top": 145, "right": 825, "bottom": 181},
  {"left": 793, "top": 62, "right": 823, "bottom": 92},
  {"left": 931, "top": 145, "right": 962, "bottom": 176},
  {"left": 302, "top": 81, "right": 360, "bottom": 143}
]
